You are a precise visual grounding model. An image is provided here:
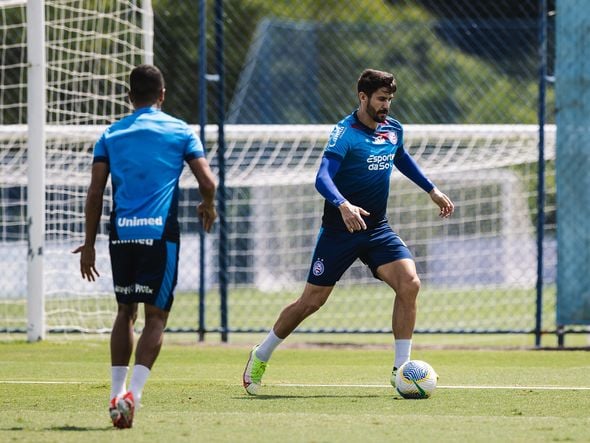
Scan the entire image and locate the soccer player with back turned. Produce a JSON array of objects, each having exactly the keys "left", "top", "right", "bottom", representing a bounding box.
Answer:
[
  {"left": 243, "top": 68, "right": 454, "bottom": 394},
  {"left": 75, "top": 64, "right": 217, "bottom": 428}
]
